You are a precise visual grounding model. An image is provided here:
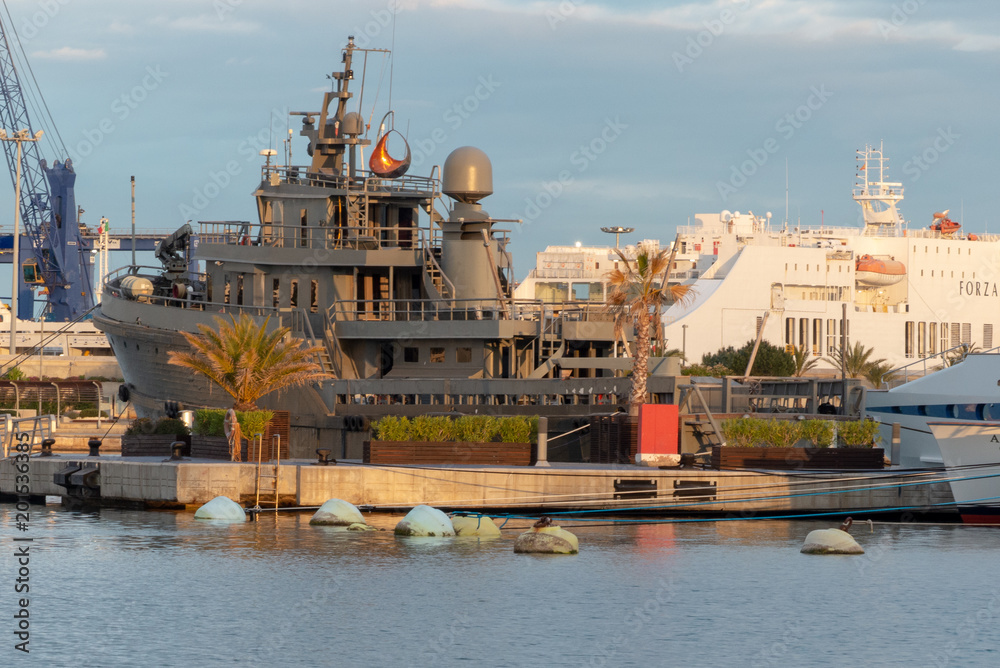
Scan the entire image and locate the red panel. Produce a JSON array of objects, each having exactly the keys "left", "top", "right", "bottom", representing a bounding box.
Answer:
[{"left": 637, "top": 404, "right": 678, "bottom": 455}]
